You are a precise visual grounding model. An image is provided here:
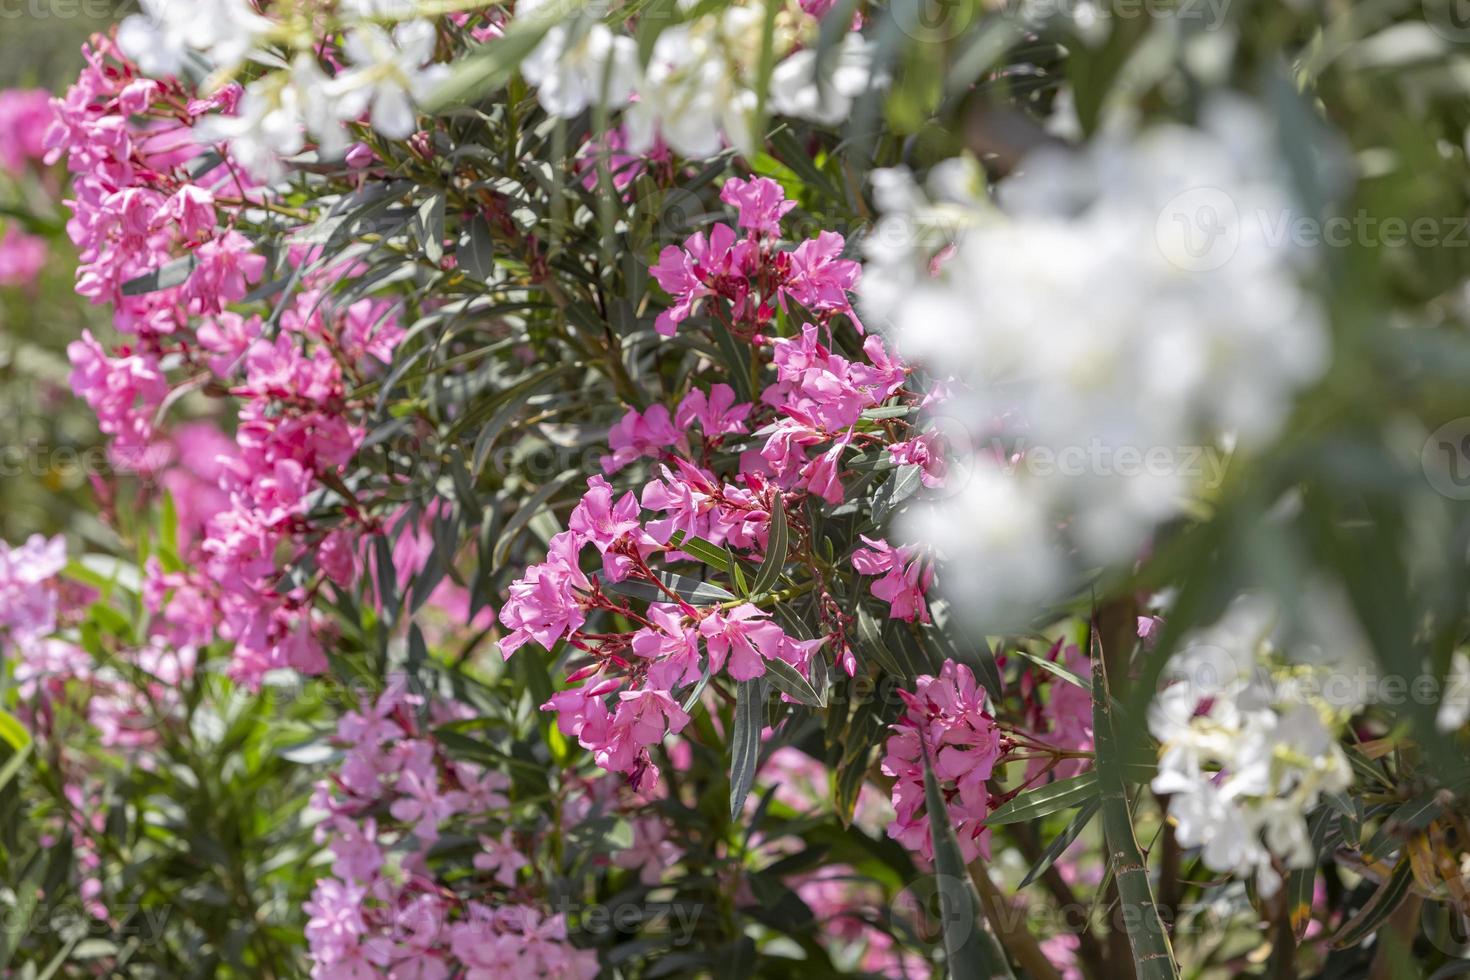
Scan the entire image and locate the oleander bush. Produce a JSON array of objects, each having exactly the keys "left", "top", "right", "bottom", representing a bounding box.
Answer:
[{"left": 6, "top": 1, "right": 1470, "bottom": 978}]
